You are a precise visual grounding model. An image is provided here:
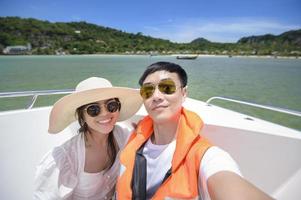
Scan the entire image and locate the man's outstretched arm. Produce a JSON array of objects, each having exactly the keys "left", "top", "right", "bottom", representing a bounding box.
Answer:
[{"left": 207, "top": 171, "right": 274, "bottom": 200}]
